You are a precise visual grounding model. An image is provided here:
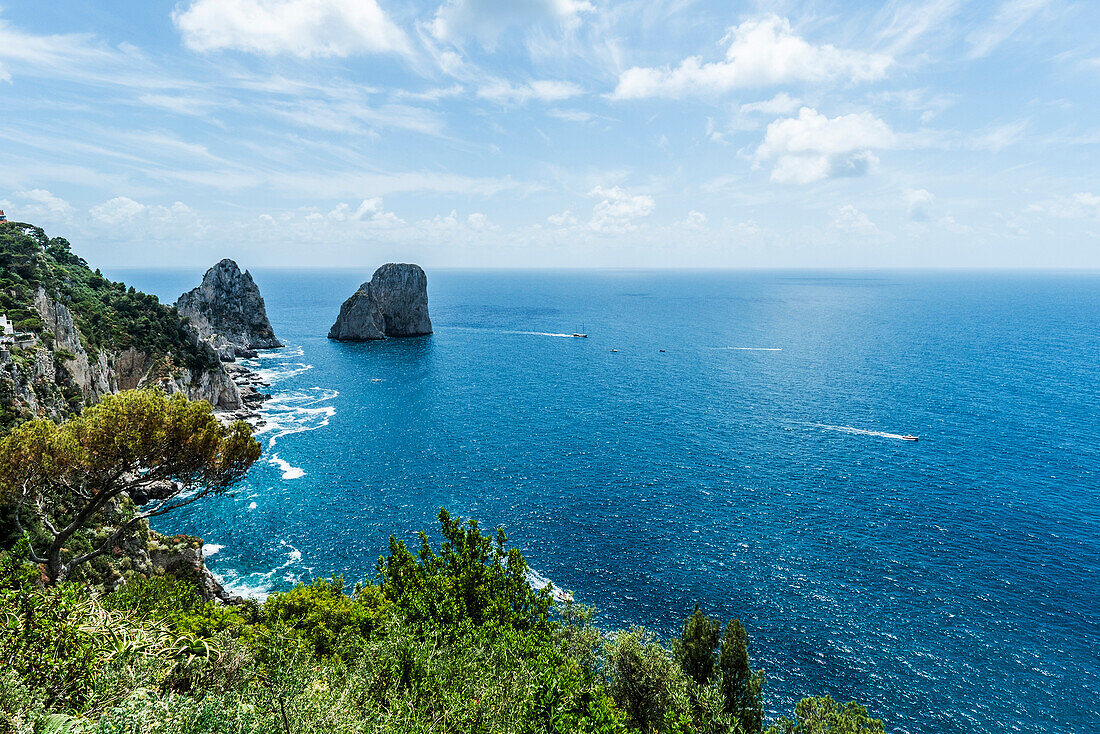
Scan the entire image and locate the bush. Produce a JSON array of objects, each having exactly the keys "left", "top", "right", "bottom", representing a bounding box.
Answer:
[
  {"left": 376, "top": 508, "right": 554, "bottom": 637},
  {"left": 261, "top": 576, "right": 386, "bottom": 659}
]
